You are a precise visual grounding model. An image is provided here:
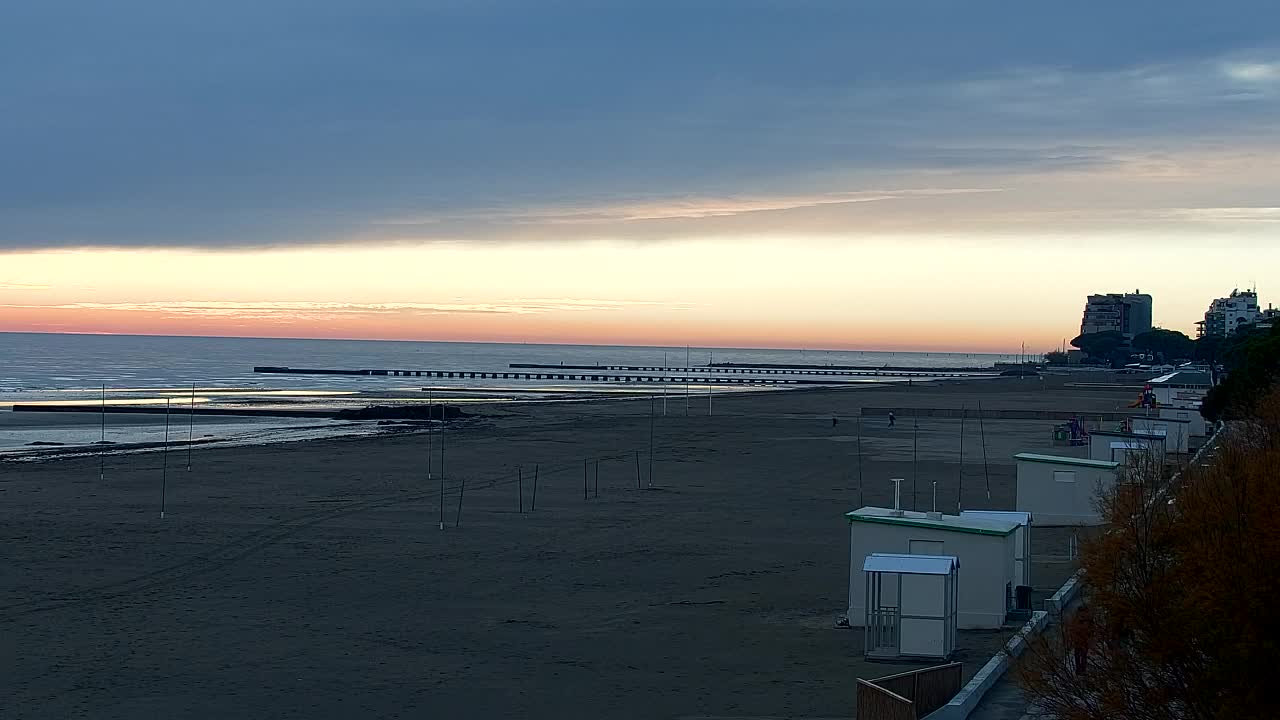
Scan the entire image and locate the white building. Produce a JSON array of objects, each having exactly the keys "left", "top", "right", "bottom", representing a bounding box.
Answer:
[
  {"left": 1132, "top": 416, "right": 1192, "bottom": 453},
  {"left": 960, "top": 510, "right": 1032, "bottom": 588},
  {"left": 1159, "top": 406, "right": 1207, "bottom": 437},
  {"left": 862, "top": 553, "right": 959, "bottom": 661},
  {"left": 1147, "top": 370, "right": 1212, "bottom": 408},
  {"left": 1197, "top": 289, "right": 1262, "bottom": 338},
  {"left": 846, "top": 507, "right": 1020, "bottom": 629},
  {"left": 1014, "top": 453, "right": 1120, "bottom": 526},
  {"left": 1080, "top": 291, "right": 1153, "bottom": 338},
  {"left": 1089, "top": 430, "right": 1165, "bottom": 463}
]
